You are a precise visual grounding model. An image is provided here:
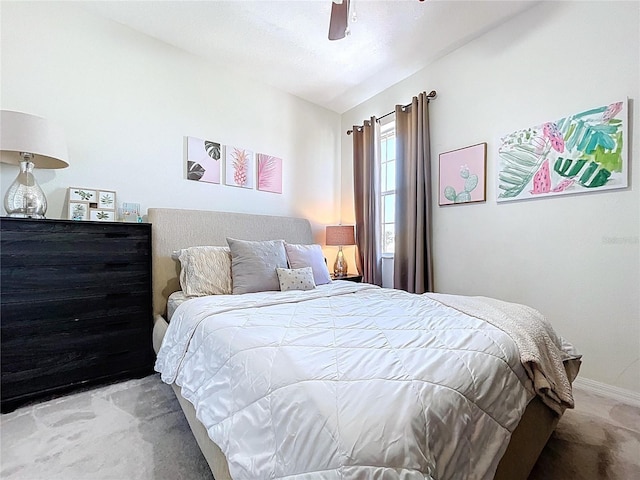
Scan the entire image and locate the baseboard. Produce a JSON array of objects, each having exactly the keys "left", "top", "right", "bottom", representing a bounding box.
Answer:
[{"left": 574, "top": 377, "right": 640, "bottom": 407}]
